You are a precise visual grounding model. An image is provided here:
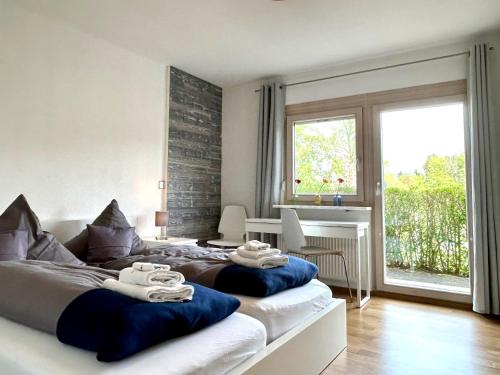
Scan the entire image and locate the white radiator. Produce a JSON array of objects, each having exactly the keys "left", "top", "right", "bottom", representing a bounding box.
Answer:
[{"left": 278, "top": 235, "right": 359, "bottom": 287}]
